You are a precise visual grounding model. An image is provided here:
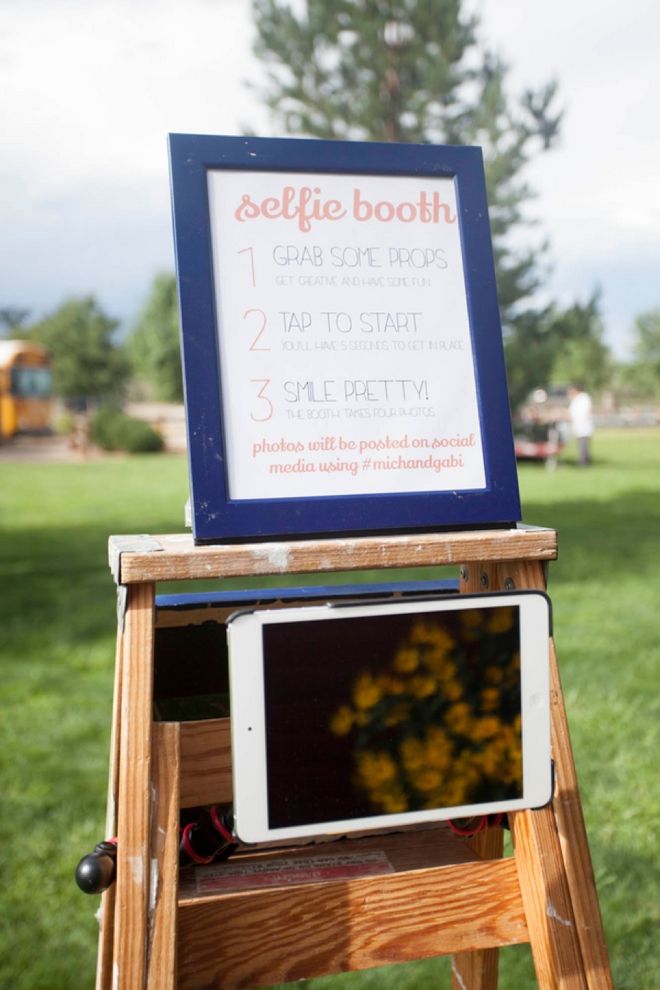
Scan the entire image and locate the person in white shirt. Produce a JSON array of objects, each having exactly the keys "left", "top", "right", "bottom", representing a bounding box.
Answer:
[{"left": 568, "top": 385, "right": 594, "bottom": 466}]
